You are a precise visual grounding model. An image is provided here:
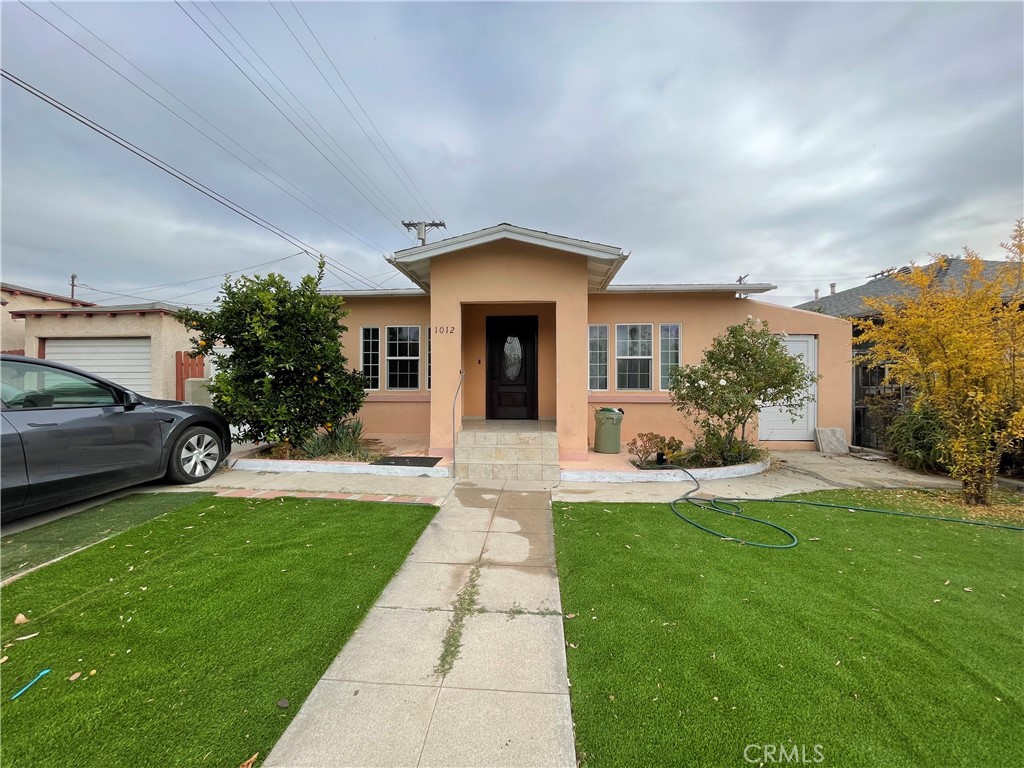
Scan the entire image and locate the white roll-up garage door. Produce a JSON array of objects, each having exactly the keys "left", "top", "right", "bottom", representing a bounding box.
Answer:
[
  {"left": 45, "top": 338, "right": 153, "bottom": 396},
  {"left": 757, "top": 335, "right": 817, "bottom": 441}
]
